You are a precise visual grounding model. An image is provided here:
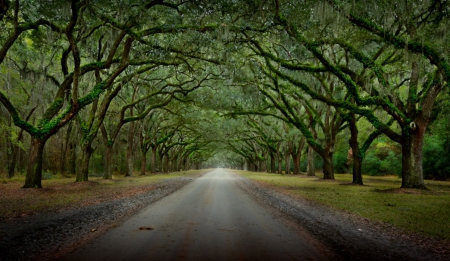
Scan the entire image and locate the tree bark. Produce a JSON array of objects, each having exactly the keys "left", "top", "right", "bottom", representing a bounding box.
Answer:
[
  {"left": 76, "top": 143, "right": 93, "bottom": 182},
  {"left": 322, "top": 149, "right": 335, "bottom": 179},
  {"left": 125, "top": 122, "right": 135, "bottom": 177},
  {"left": 401, "top": 126, "right": 426, "bottom": 189},
  {"left": 151, "top": 146, "right": 157, "bottom": 173},
  {"left": 59, "top": 122, "right": 73, "bottom": 174},
  {"left": 349, "top": 113, "right": 363, "bottom": 185},
  {"left": 270, "top": 152, "right": 276, "bottom": 173},
  {"left": 306, "top": 145, "right": 315, "bottom": 176},
  {"left": 285, "top": 148, "right": 291, "bottom": 174},
  {"left": 23, "top": 138, "right": 47, "bottom": 188},
  {"left": 140, "top": 150, "right": 147, "bottom": 175}
]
